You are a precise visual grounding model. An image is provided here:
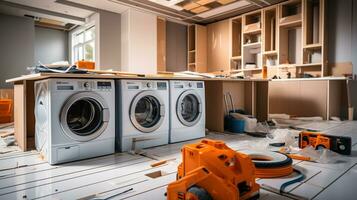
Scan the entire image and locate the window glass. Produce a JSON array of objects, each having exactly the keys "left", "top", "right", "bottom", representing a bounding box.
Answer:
[
  {"left": 84, "top": 41, "right": 95, "bottom": 61},
  {"left": 78, "top": 46, "right": 83, "bottom": 61},
  {"left": 72, "top": 26, "right": 95, "bottom": 63},
  {"left": 77, "top": 32, "right": 84, "bottom": 44},
  {"left": 85, "top": 27, "right": 95, "bottom": 42}
]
